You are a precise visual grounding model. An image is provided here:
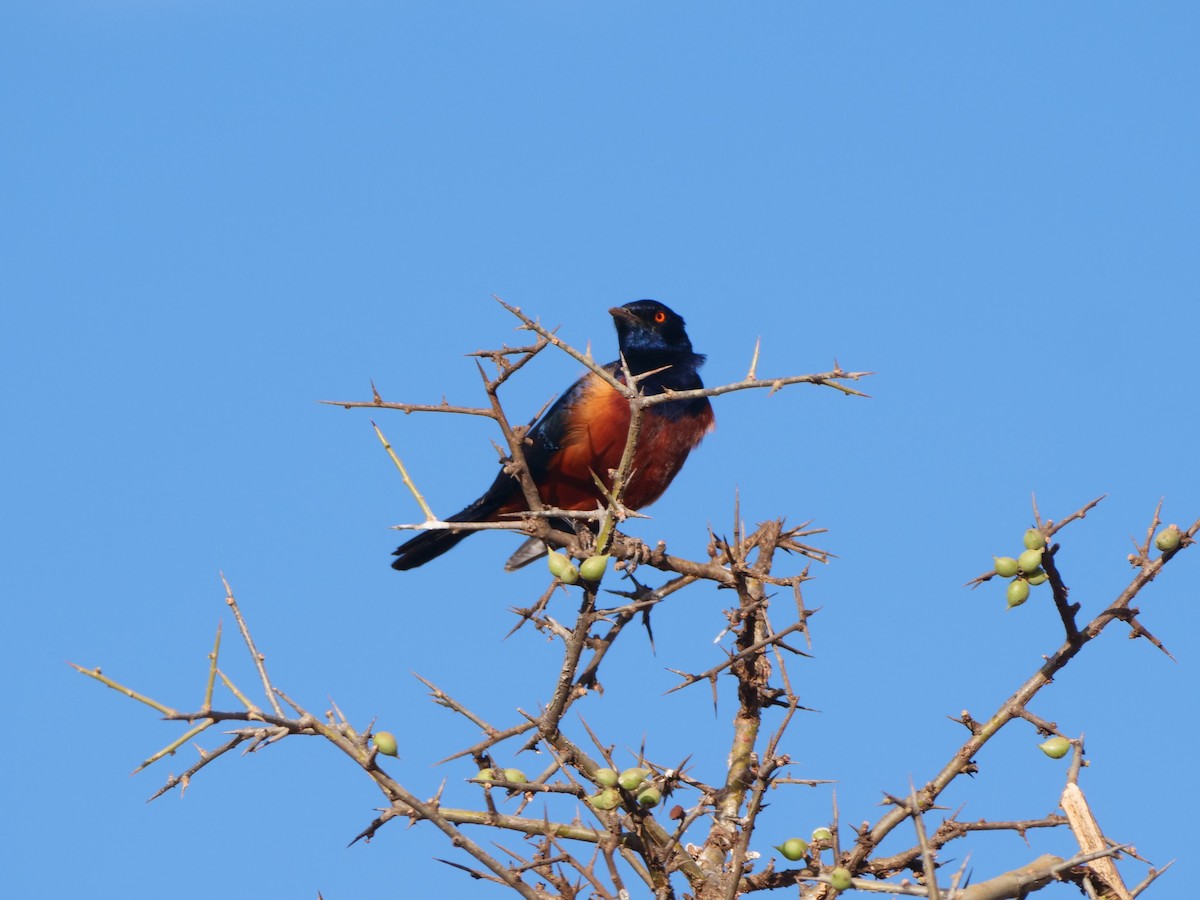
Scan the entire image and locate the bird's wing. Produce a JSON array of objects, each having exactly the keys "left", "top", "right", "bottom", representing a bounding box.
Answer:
[{"left": 522, "top": 361, "right": 621, "bottom": 477}]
